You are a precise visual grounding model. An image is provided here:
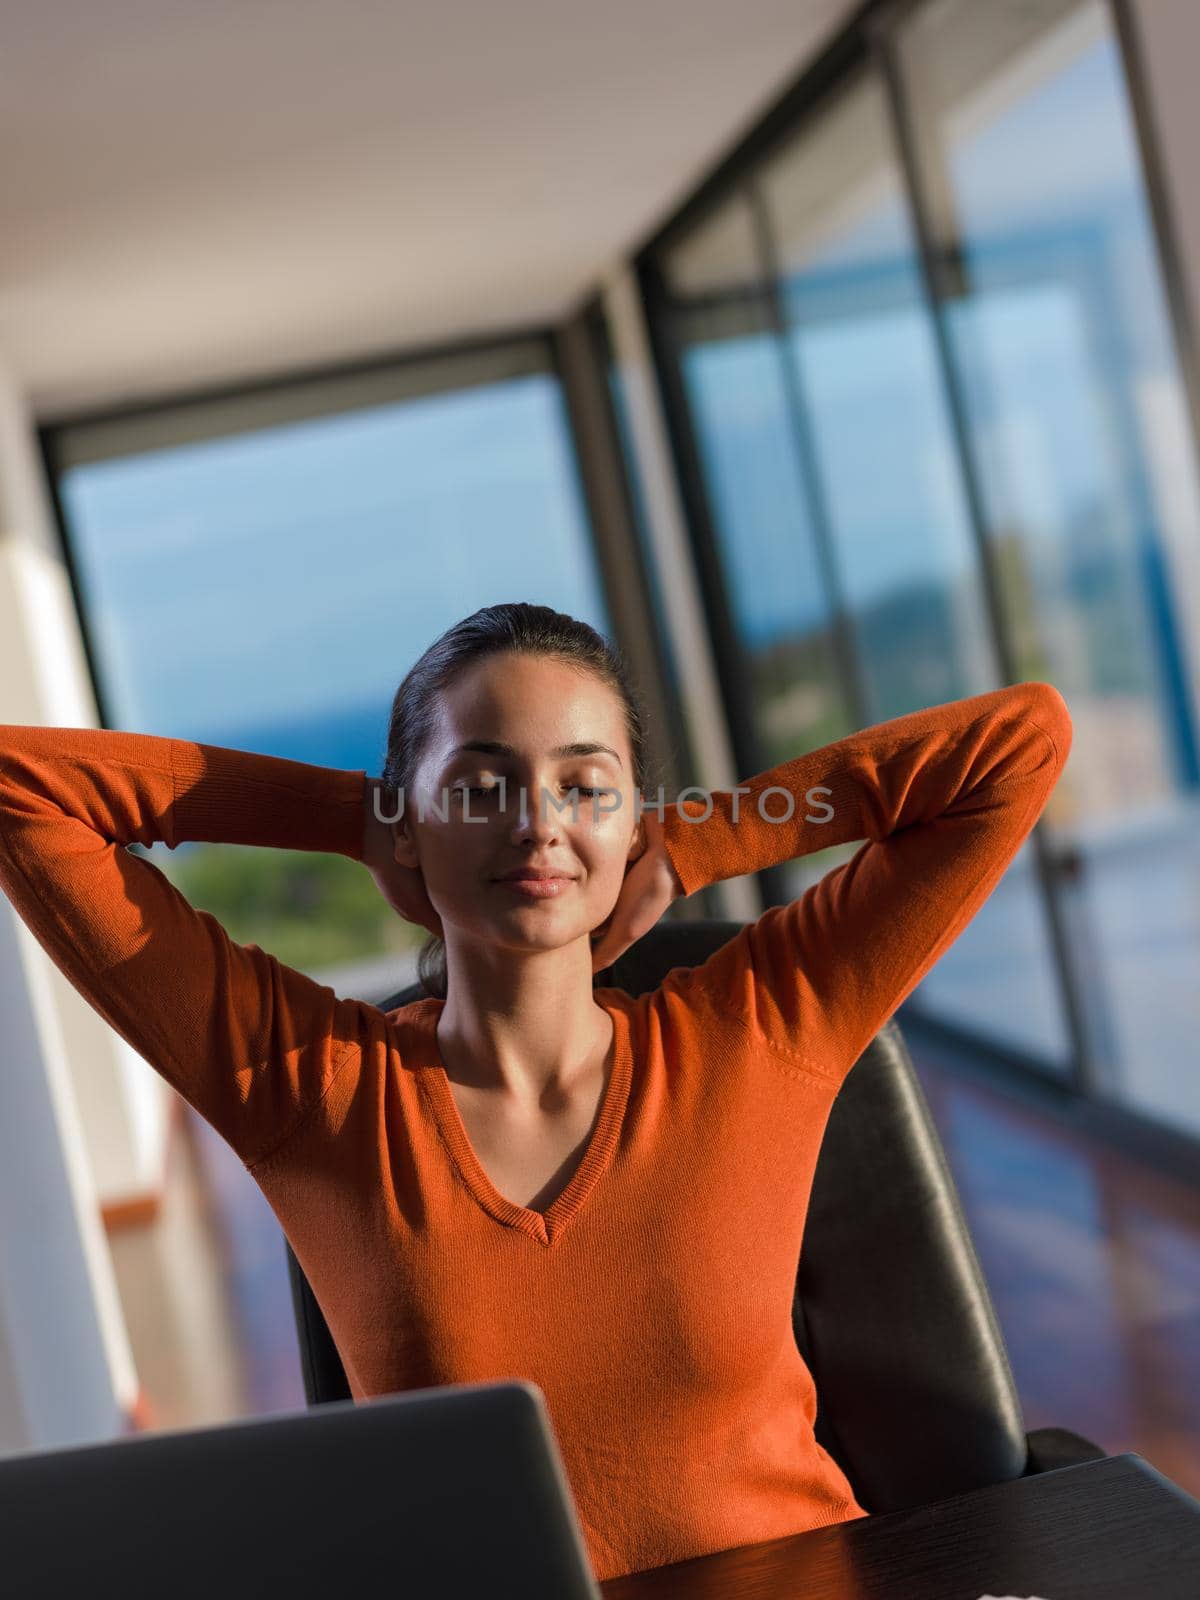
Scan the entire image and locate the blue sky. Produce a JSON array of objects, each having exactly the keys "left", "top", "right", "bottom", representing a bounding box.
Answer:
[{"left": 62, "top": 374, "right": 610, "bottom": 743}]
